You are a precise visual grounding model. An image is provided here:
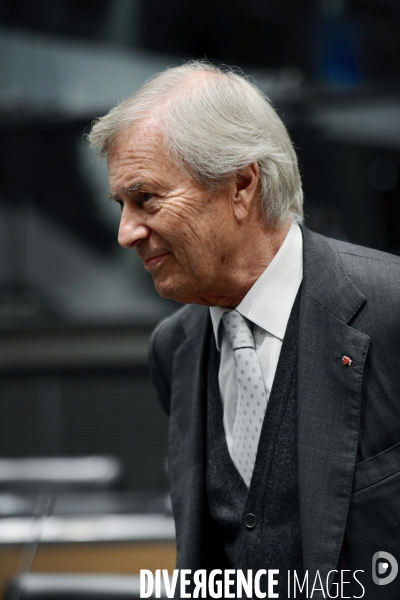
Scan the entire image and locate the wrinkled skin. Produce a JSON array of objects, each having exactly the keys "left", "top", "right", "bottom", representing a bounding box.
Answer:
[{"left": 107, "top": 123, "right": 289, "bottom": 307}]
